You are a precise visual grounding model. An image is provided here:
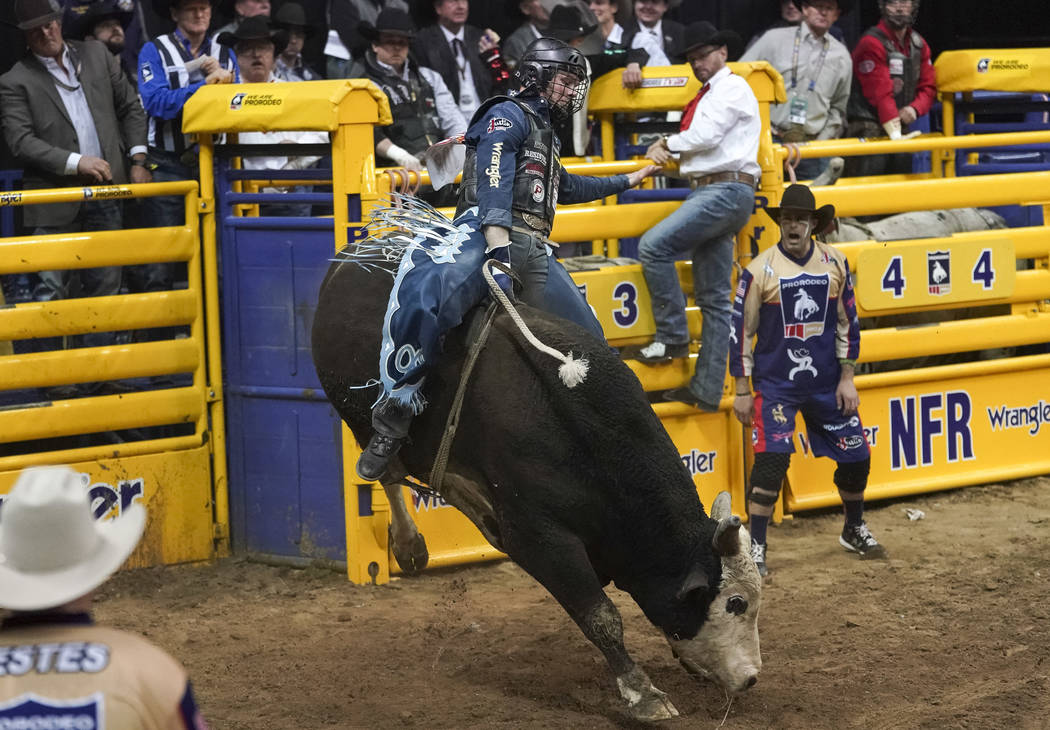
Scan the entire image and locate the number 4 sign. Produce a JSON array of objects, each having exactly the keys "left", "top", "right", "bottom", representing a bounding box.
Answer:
[{"left": 858, "top": 238, "right": 1015, "bottom": 311}]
